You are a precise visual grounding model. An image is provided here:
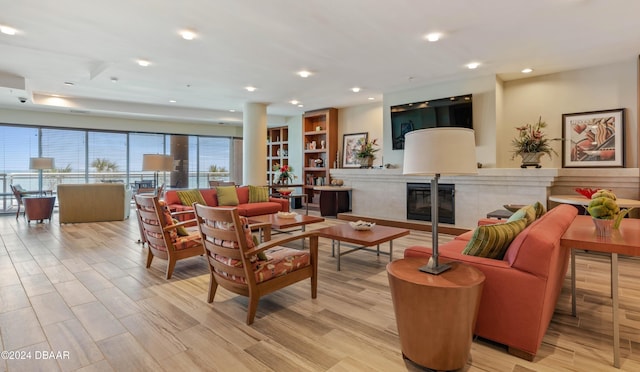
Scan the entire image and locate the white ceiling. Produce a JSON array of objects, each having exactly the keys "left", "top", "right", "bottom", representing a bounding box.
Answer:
[{"left": 1, "top": 0, "right": 639, "bottom": 126}]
